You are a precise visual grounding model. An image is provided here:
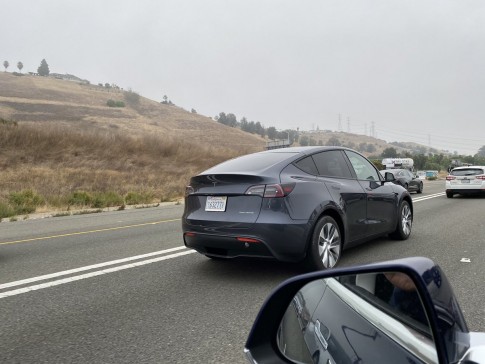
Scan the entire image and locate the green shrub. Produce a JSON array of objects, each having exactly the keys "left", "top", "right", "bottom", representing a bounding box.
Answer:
[
  {"left": 105, "top": 191, "right": 124, "bottom": 206},
  {"left": 125, "top": 191, "right": 154, "bottom": 205},
  {"left": 0, "top": 202, "right": 15, "bottom": 219},
  {"left": 427, "top": 176, "right": 437, "bottom": 181},
  {"left": 371, "top": 159, "right": 384, "bottom": 170},
  {"left": 0, "top": 117, "right": 18, "bottom": 126},
  {"left": 92, "top": 191, "right": 124, "bottom": 208},
  {"left": 68, "top": 191, "right": 92, "bottom": 206},
  {"left": 107, "top": 100, "right": 125, "bottom": 108},
  {"left": 8, "top": 190, "right": 44, "bottom": 214}
]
